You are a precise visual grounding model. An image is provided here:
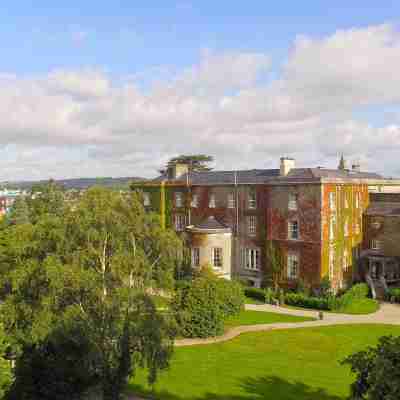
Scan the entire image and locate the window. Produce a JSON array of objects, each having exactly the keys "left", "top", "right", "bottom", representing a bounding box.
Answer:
[
  {"left": 329, "top": 247, "right": 335, "bottom": 281},
  {"left": 247, "top": 215, "right": 257, "bottom": 236},
  {"left": 355, "top": 221, "right": 360, "bottom": 235},
  {"left": 355, "top": 192, "right": 360, "bottom": 208},
  {"left": 242, "top": 248, "right": 260, "bottom": 271},
  {"left": 287, "top": 253, "right": 299, "bottom": 280},
  {"left": 174, "top": 214, "right": 185, "bottom": 231},
  {"left": 371, "top": 239, "right": 382, "bottom": 250},
  {"left": 343, "top": 249, "right": 349, "bottom": 272},
  {"left": 228, "top": 192, "right": 235, "bottom": 208},
  {"left": 248, "top": 188, "right": 256, "bottom": 209},
  {"left": 211, "top": 247, "right": 223, "bottom": 268},
  {"left": 344, "top": 218, "right": 349, "bottom": 237},
  {"left": 329, "top": 214, "right": 336, "bottom": 240},
  {"left": 288, "top": 220, "right": 299, "bottom": 240},
  {"left": 191, "top": 247, "right": 200, "bottom": 267},
  {"left": 329, "top": 192, "right": 336, "bottom": 211},
  {"left": 209, "top": 193, "right": 216, "bottom": 208},
  {"left": 288, "top": 193, "right": 298, "bottom": 211},
  {"left": 344, "top": 194, "right": 349, "bottom": 209},
  {"left": 175, "top": 192, "right": 183, "bottom": 208},
  {"left": 191, "top": 194, "right": 199, "bottom": 208},
  {"left": 143, "top": 192, "right": 150, "bottom": 207}
]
